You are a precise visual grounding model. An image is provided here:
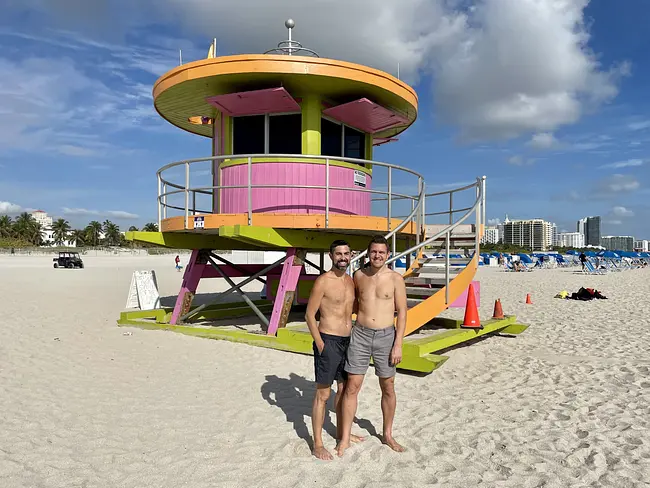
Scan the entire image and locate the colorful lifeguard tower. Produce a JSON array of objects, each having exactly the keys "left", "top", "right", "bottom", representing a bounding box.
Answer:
[{"left": 119, "top": 20, "right": 527, "bottom": 373}]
